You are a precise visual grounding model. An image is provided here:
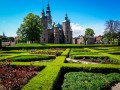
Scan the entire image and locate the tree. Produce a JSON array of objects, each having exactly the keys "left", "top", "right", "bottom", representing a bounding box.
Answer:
[
  {"left": 17, "top": 13, "right": 42, "bottom": 43},
  {"left": 104, "top": 20, "right": 120, "bottom": 42},
  {"left": 84, "top": 28, "right": 95, "bottom": 45},
  {"left": 85, "top": 28, "right": 95, "bottom": 37}
]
